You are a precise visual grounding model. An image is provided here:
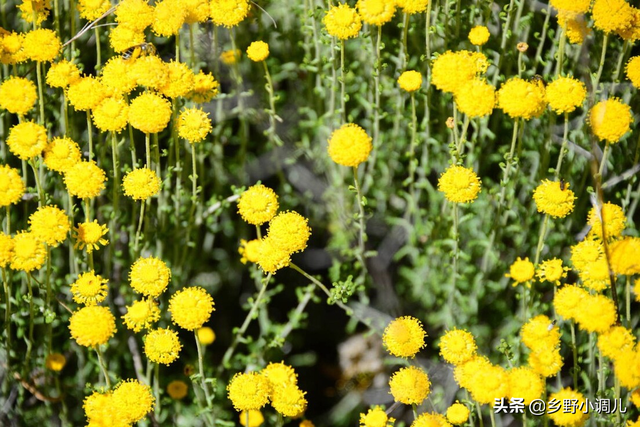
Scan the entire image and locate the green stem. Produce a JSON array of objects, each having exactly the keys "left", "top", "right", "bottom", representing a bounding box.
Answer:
[
  {"left": 611, "top": 40, "right": 629, "bottom": 94},
  {"left": 133, "top": 201, "right": 146, "bottom": 256},
  {"left": 401, "top": 13, "right": 409, "bottom": 70},
  {"left": 86, "top": 111, "right": 94, "bottom": 160},
  {"left": 496, "top": 118, "right": 520, "bottom": 216},
  {"left": 598, "top": 143, "right": 609, "bottom": 178},
  {"left": 145, "top": 133, "right": 151, "bottom": 168},
  {"left": 554, "top": 25, "right": 566, "bottom": 77},
  {"left": 63, "top": 93, "right": 69, "bottom": 137},
  {"left": 191, "top": 143, "right": 198, "bottom": 208},
  {"left": 45, "top": 245, "right": 52, "bottom": 354},
  {"left": 263, "top": 60, "right": 281, "bottom": 146},
  {"left": 25, "top": 273, "right": 35, "bottom": 372},
  {"left": 534, "top": 214, "right": 550, "bottom": 265},
  {"left": 592, "top": 33, "right": 608, "bottom": 101},
  {"left": 96, "top": 346, "right": 111, "bottom": 388},
  {"left": 94, "top": 27, "right": 101, "bottom": 70},
  {"left": 554, "top": 113, "right": 569, "bottom": 178},
  {"left": 175, "top": 31, "right": 180, "bottom": 63},
  {"left": 3, "top": 268, "right": 11, "bottom": 368},
  {"left": 626, "top": 276, "right": 631, "bottom": 327},
  {"left": 340, "top": 40, "right": 345, "bottom": 122},
  {"left": 353, "top": 165, "right": 366, "bottom": 281},
  {"left": 154, "top": 363, "right": 160, "bottom": 416},
  {"left": 111, "top": 132, "right": 120, "bottom": 220},
  {"left": 489, "top": 409, "right": 496, "bottom": 427},
  {"left": 475, "top": 401, "right": 484, "bottom": 427},
  {"left": 36, "top": 62, "right": 45, "bottom": 125},
  {"left": 571, "top": 321, "right": 578, "bottom": 389},
  {"left": 189, "top": 24, "right": 195, "bottom": 69},
  {"left": 194, "top": 331, "right": 214, "bottom": 425},
  {"left": 425, "top": 0, "right": 432, "bottom": 62},
  {"left": 29, "top": 158, "right": 44, "bottom": 206}
]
